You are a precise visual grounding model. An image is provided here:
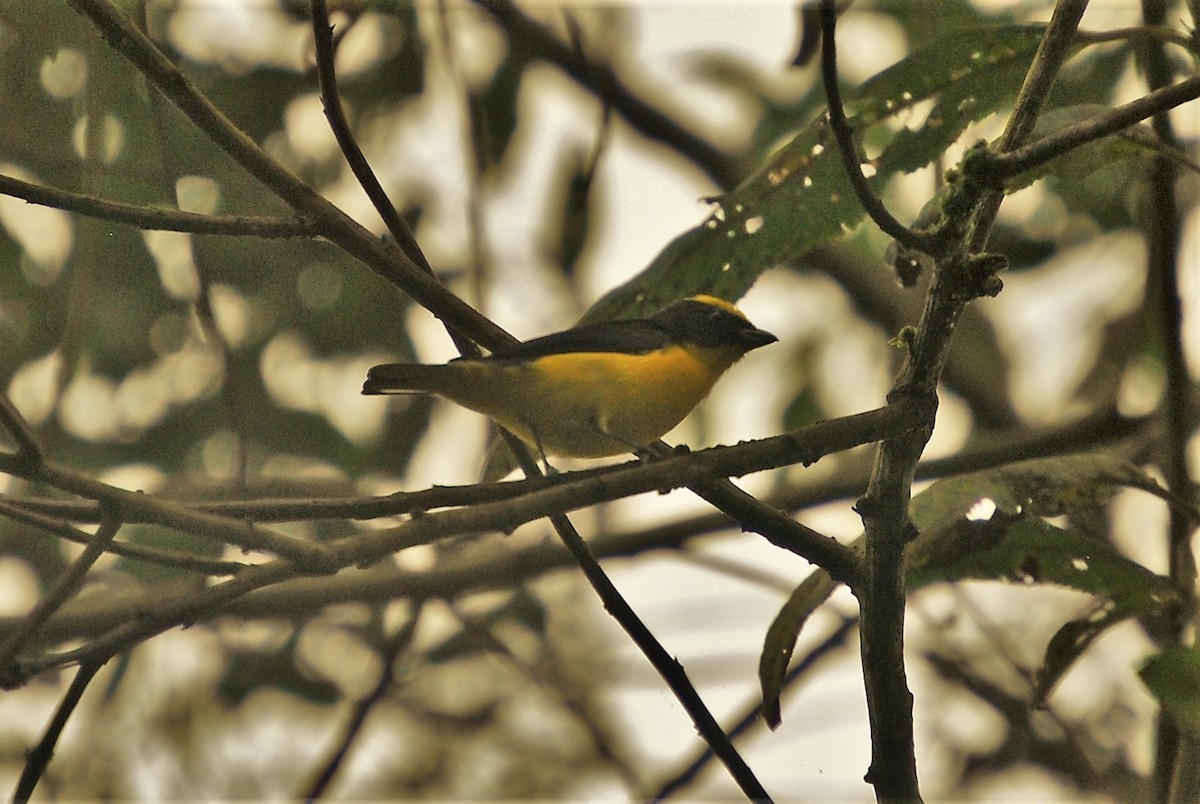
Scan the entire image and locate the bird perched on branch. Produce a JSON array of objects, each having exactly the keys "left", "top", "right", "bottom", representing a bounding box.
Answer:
[{"left": 363, "top": 294, "right": 777, "bottom": 463}]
